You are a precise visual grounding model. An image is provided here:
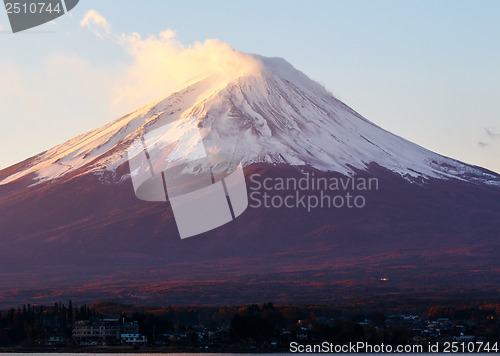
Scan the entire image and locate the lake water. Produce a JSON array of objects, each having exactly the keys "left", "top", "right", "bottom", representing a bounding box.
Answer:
[{"left": 0, "top": 353, "right": 493, "bottom": 355}]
